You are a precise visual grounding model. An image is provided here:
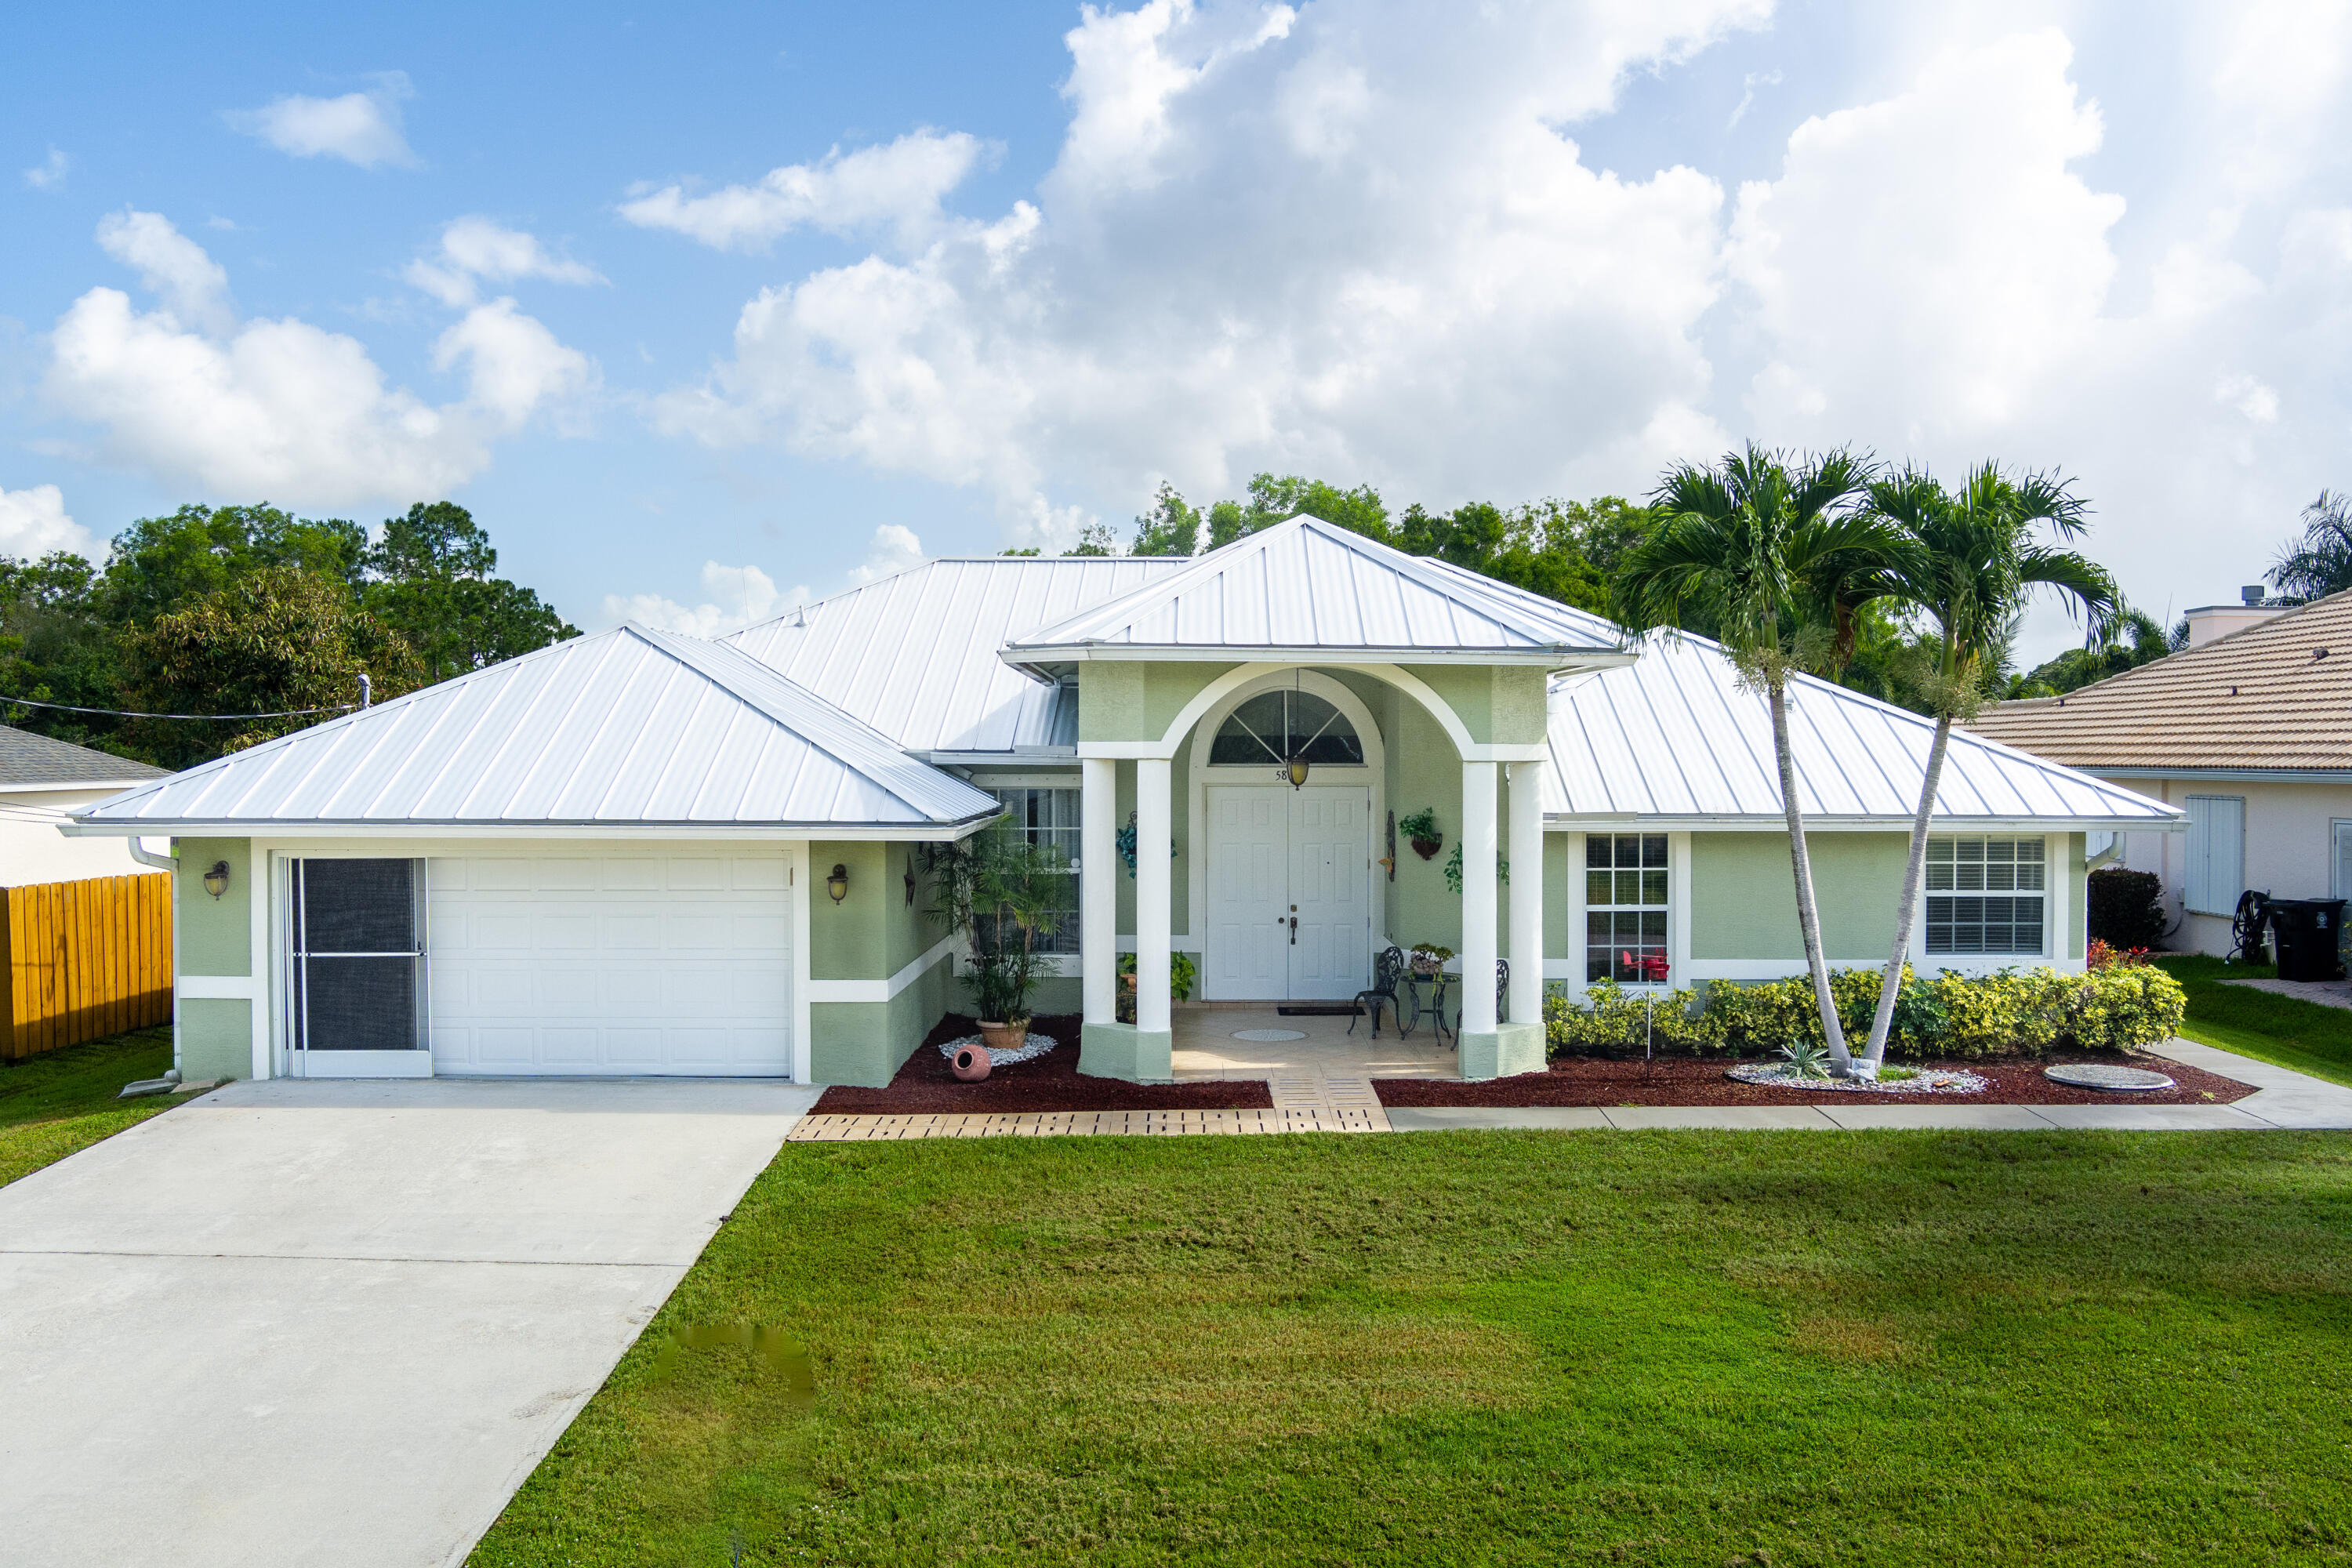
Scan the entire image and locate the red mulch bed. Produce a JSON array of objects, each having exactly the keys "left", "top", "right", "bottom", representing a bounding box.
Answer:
[
  {"left": 1373, "top": 1053, "right": 2256, "bottom": 1108},
  {"left": 811, "top": 1014, "right": 1275, "bottom": 1115}
]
